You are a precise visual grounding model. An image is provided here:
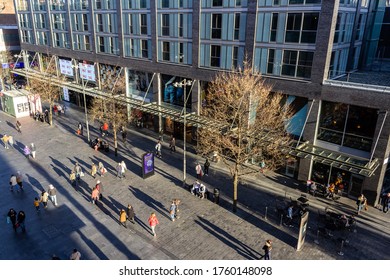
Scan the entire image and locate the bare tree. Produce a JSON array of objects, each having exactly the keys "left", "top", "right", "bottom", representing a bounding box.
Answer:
[
  {"left": 28, "top": 55, "right": 64, "bottom": 126},
  {"left": 89, "top": 66, "right": 129, "bottom": 156},
  {"left": 197, "top": 61, "right": 293, "bottom": 212},
  {"left": 0, "top": 51, "right": 12, "bottom": 90}
]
